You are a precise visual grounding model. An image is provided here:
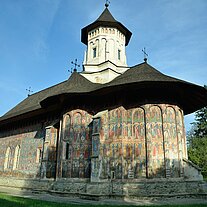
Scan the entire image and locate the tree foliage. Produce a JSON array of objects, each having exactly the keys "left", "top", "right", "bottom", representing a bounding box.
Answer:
[
  {"left": 187, "top": 102, "right": 207, "bottom": 177},
  {"left": 194, "top": 107, "right": 207, "bottom": 137}
]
